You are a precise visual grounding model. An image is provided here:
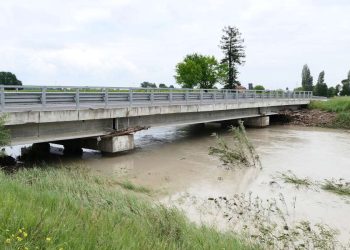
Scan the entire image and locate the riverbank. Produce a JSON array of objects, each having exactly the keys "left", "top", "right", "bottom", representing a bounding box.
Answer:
[
  {"left": 280, "top": 97, "right": 350, "bottom": 129},
  {"left": 0, "top": 165, "right": 254, "bottom": 249}
]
